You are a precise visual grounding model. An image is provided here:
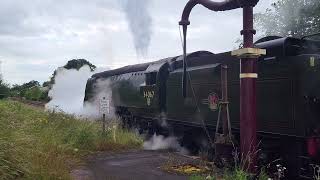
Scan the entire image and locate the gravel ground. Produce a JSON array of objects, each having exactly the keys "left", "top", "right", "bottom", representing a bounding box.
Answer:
[{"left": 71, "top": 150, "right": 200, "bottom": 180}]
